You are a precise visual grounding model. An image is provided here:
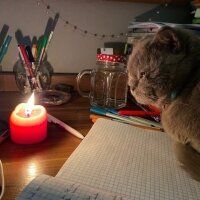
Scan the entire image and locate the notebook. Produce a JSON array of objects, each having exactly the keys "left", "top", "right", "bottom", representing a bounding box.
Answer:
[{"left": 17, "top": 119, "right": 200, "bottom": 200}]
